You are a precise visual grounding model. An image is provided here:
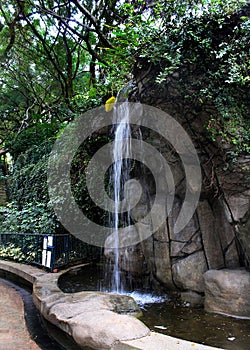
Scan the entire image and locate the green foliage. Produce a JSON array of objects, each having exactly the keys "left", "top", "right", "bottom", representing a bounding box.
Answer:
[
  {"left": 7, "top": 121, "right": 60, "bottom": 161},
  {"left": 70, "top": 134, "right": 111, "bottom": 225},
  {"left": 149, "top": 1, "right": 249, "bottom": 85},
  {"left": 1, "top": 0, "right": 248, "bottom": 157},
  {"left": 2, "top": 133, "right": 62, "bottom": 234},
  {"left": 134, "top": 0, "right": 250, "bottom": 160},
  {"left": 0, "top": 202, "right": 58, "bottom": 233},
  {"left": 206, "top": 90, "right": 250, "bottom": 157},
  {"left": 8, "top": 141, "right": 52, "bottom": 204},
  {"left": 0, "top": 243, "right": 36, "bottom": 263}
]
